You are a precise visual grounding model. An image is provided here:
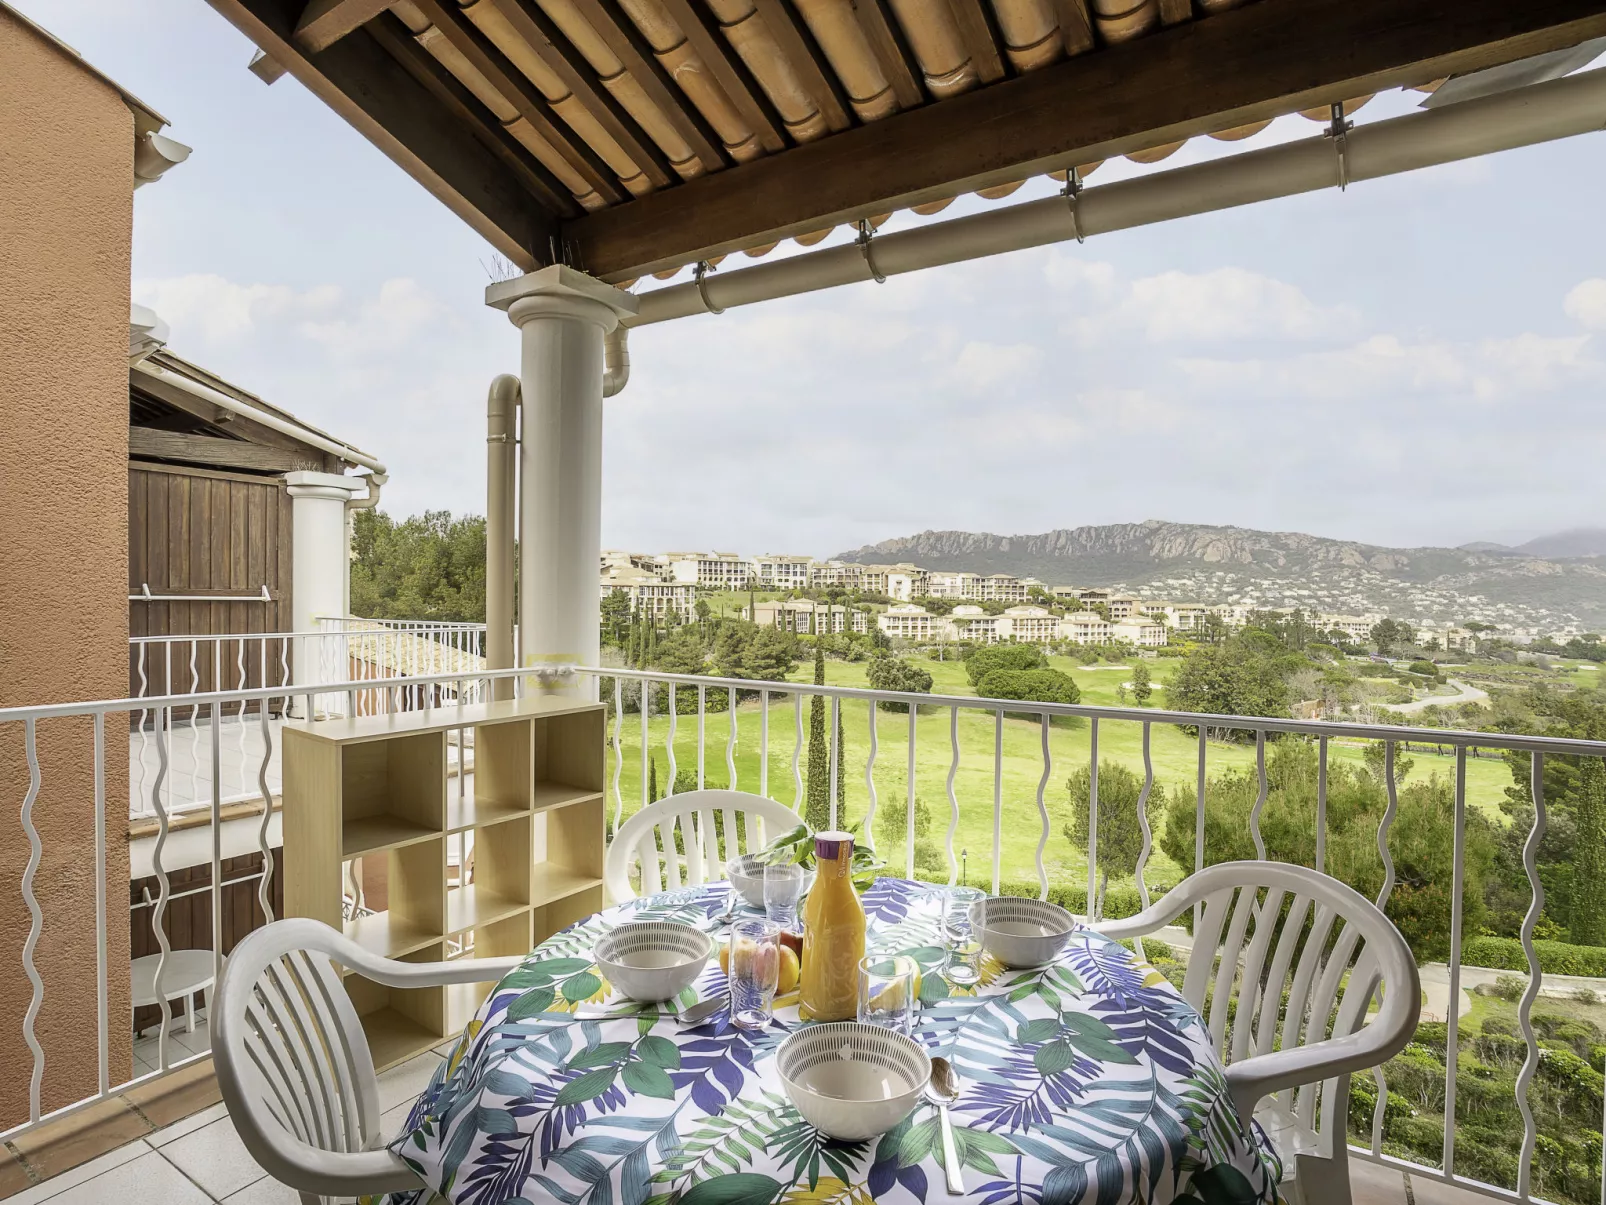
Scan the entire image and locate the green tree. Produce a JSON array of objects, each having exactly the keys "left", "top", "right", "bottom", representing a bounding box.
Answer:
[
  {"left": 655, "top": 627, "right": 706, "bottom": 675},
  {"left": 742, "top": 627, "right": 799, "bottom": 681},
  {"left": 1571, "top": 758, "right": 1606, "bottom": 945},
  {"left": 865, "top": 653, "right": 934, "bottom": 711},
  {"left": 350, "top": 509, "right": 487, "bottom": 621},
  {"left": 648, "top": 754, "right": 659, "bottom": 802},
  {"left": 1064, "top": 761, "right": 1151, "bottom": 911},
  {"left": 1131, "top": 661, "right": 1152, "bottom": 706},
  {"left": 600, "top": 590, "right": 632, "bottom": 648},
  {"left": 1363, "top": 741, "right": 1415, "bottom": 786},
  {"left": 964, "top": 643, "right": 1046, "bottom": 686},
  {"left": 975, "top": 667, "right": 1081, "bottom": 705},
  {"left": 1167, "top": 635, "right": 1292, "bottom": 728},
  {"left": 805, "top": 644, "right": 831, "bottom": 832}
]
